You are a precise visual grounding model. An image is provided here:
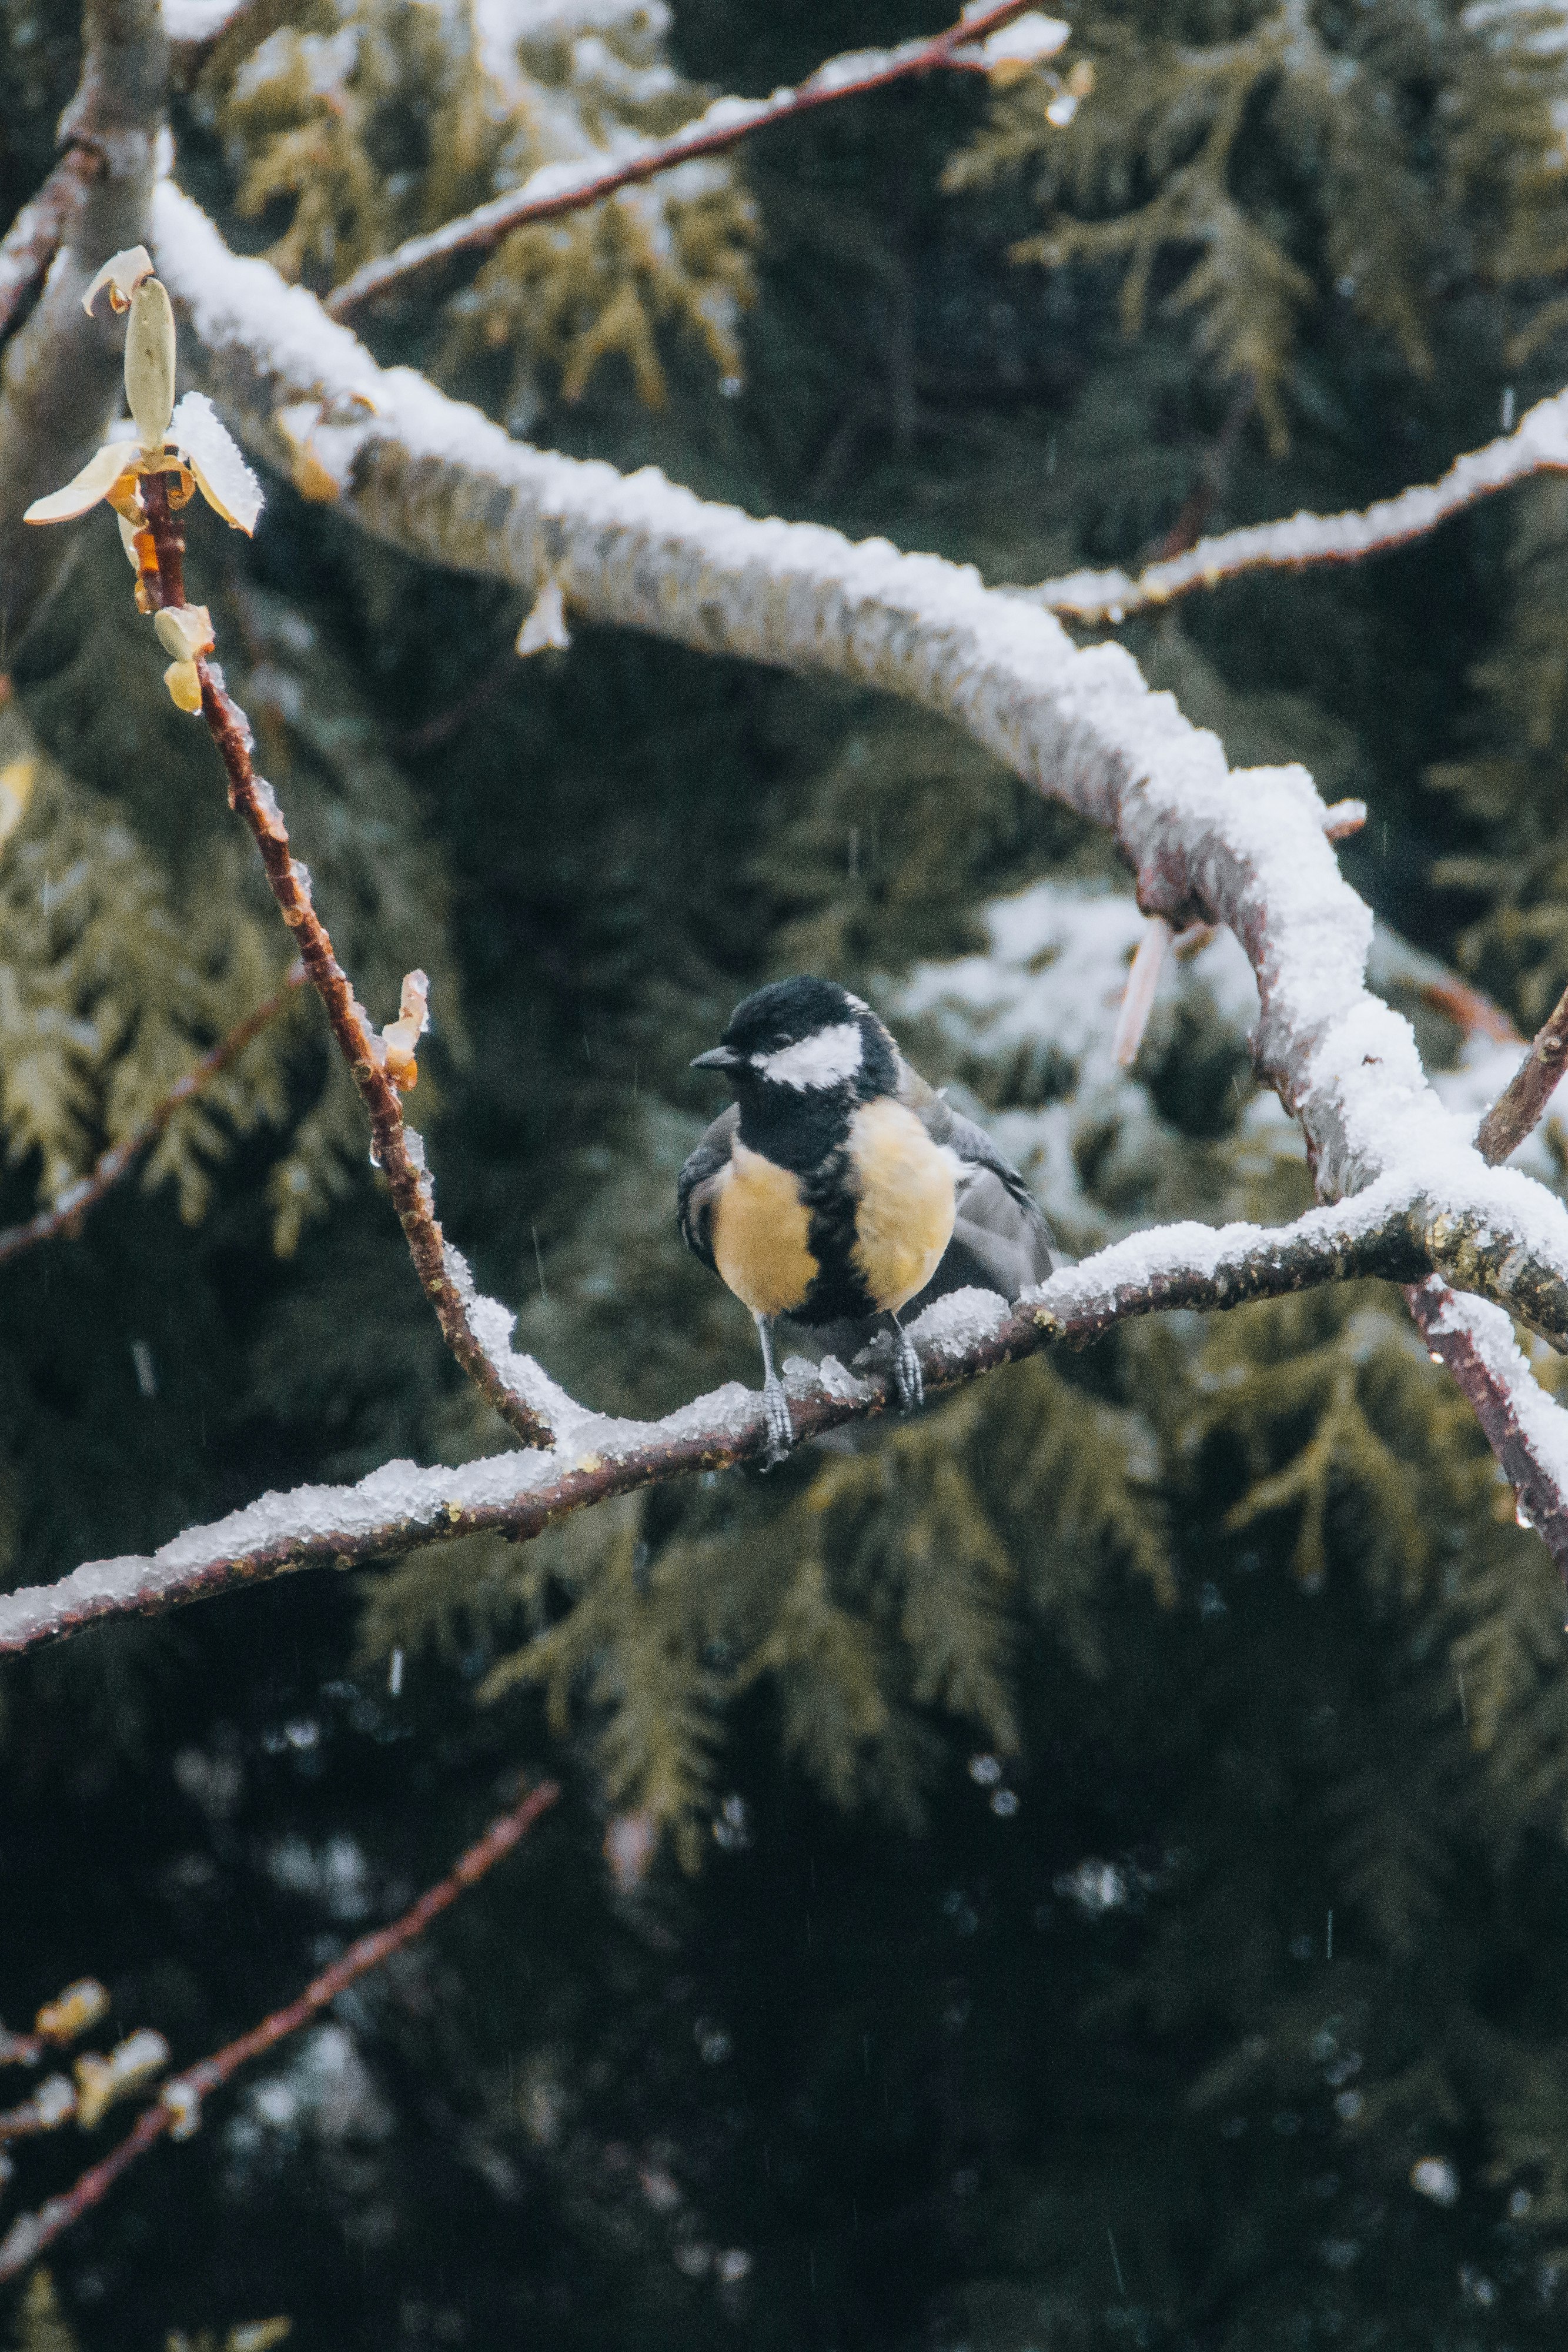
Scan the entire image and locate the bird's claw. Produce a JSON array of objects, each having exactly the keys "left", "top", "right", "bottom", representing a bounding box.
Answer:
[
  {"left": 892, "top": 1326, "right": 924, "bottom": 1414},
  {"left": 761, "top": 1373, "right": 794, "bottom": 1468}
]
